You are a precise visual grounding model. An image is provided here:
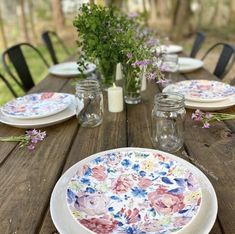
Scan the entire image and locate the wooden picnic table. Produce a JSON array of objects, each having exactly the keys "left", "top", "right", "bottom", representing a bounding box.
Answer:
[{"left": 0, "top": 56, "right": 234, "bottom": 234}]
